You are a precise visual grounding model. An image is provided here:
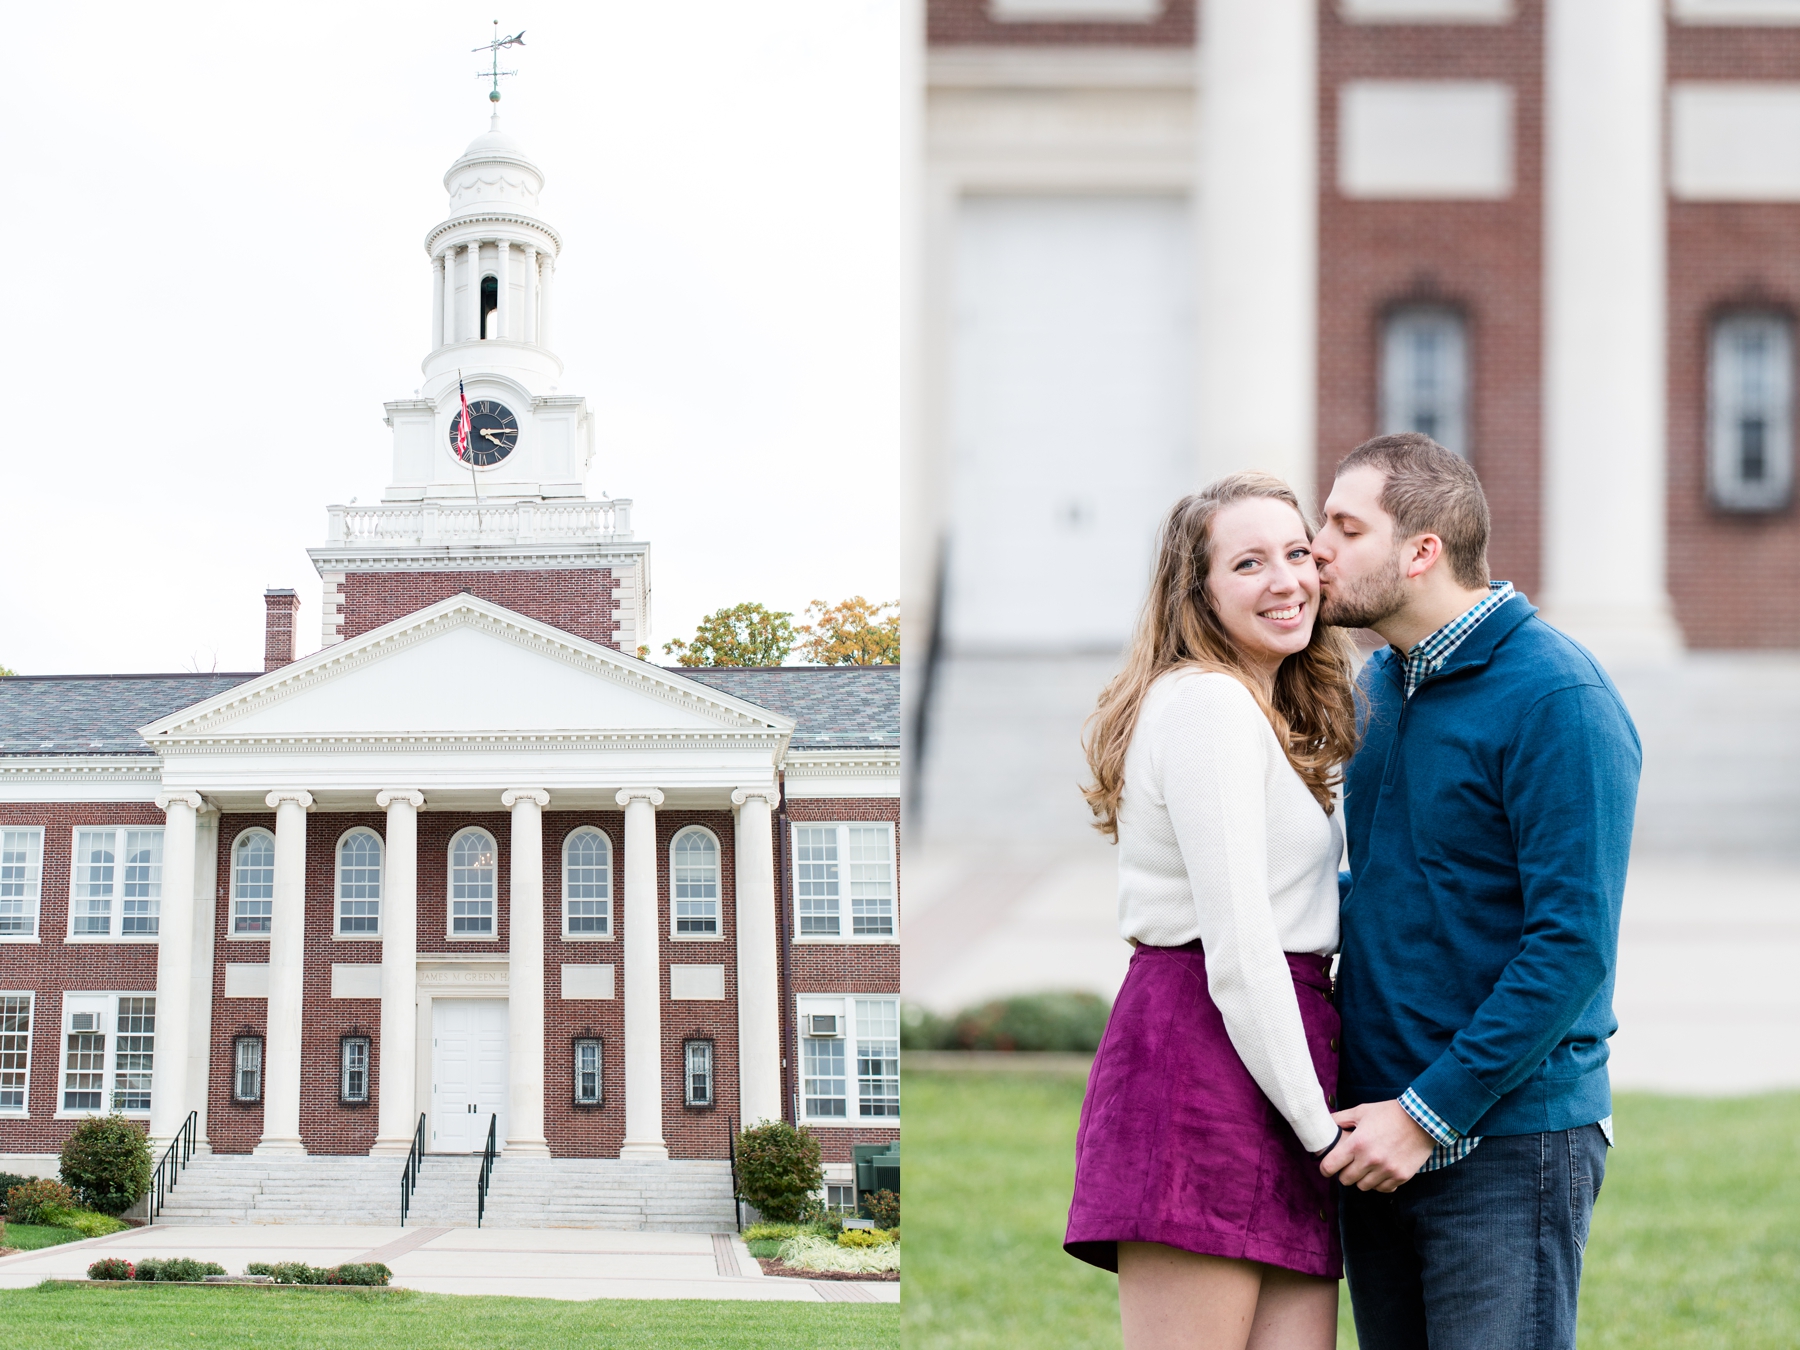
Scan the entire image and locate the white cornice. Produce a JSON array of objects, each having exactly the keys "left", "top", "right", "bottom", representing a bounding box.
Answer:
[
  {"left": 0, "top": 756, "right": 162, "bottom": 783},
  {"left": 307, "top": 540, "right": 648, "bottom": 576},
  {"left": 154, "top": 731, "right": 787, "bottom": 756},
  {"left": 425, "top": 211, "right": 562, "bottom": 256}
]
